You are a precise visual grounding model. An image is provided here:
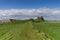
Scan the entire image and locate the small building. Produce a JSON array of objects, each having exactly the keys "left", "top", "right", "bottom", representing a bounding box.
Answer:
[
  {"left": 36, "top": 16, "right": 44, "bottom": 22},
  {"left": 1, "top": 19, "right": 11, "bottom": 23}
]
